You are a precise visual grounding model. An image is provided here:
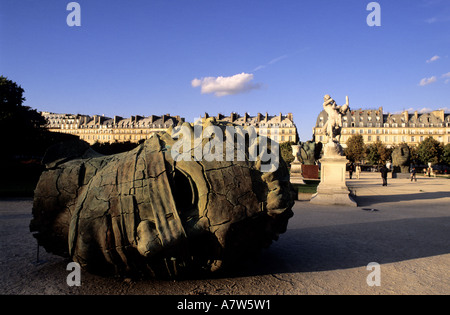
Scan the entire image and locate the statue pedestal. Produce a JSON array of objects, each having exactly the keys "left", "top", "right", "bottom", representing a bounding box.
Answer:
[
  {"left": 290, "top": 161, "right": 305, "bottom": 184},
  {"left": 310, "top": 142, "right": 357, "bottom": 207}
]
